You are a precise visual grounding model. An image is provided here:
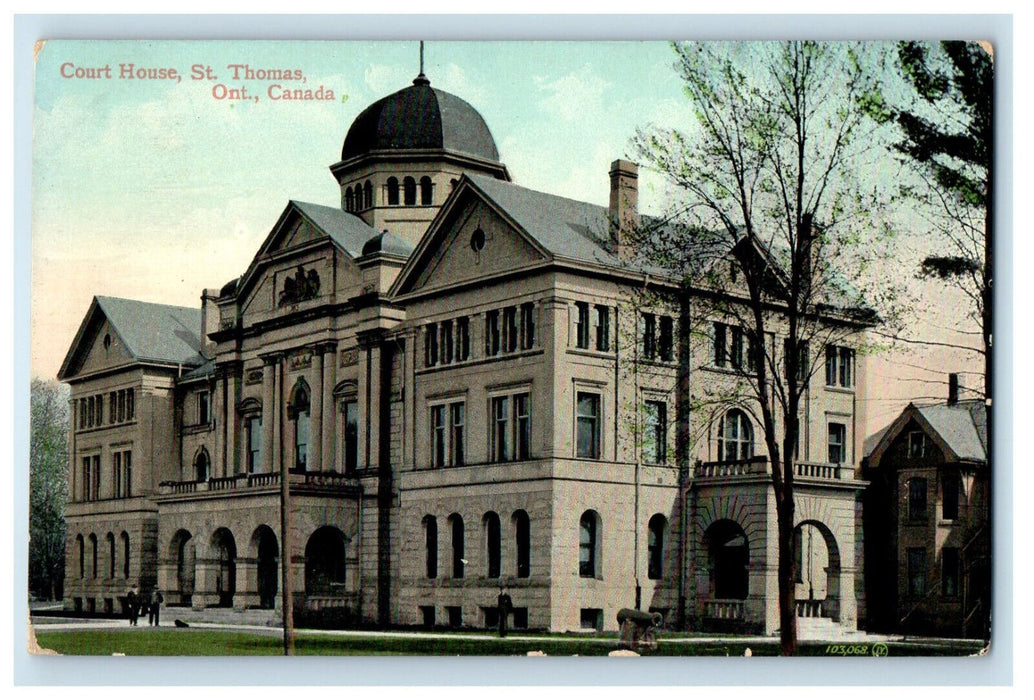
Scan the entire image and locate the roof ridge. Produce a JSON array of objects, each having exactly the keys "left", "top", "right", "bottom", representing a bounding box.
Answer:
[{"left": 467, "top": 173, "right": 607, "bottom": 213}]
